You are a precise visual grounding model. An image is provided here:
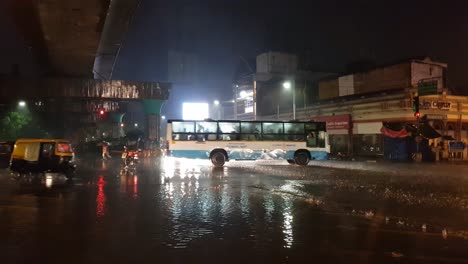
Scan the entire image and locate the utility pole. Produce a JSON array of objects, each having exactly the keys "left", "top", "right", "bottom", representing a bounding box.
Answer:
[{"left": 253, "top": 75, "right": 257, "bottom": 120}]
